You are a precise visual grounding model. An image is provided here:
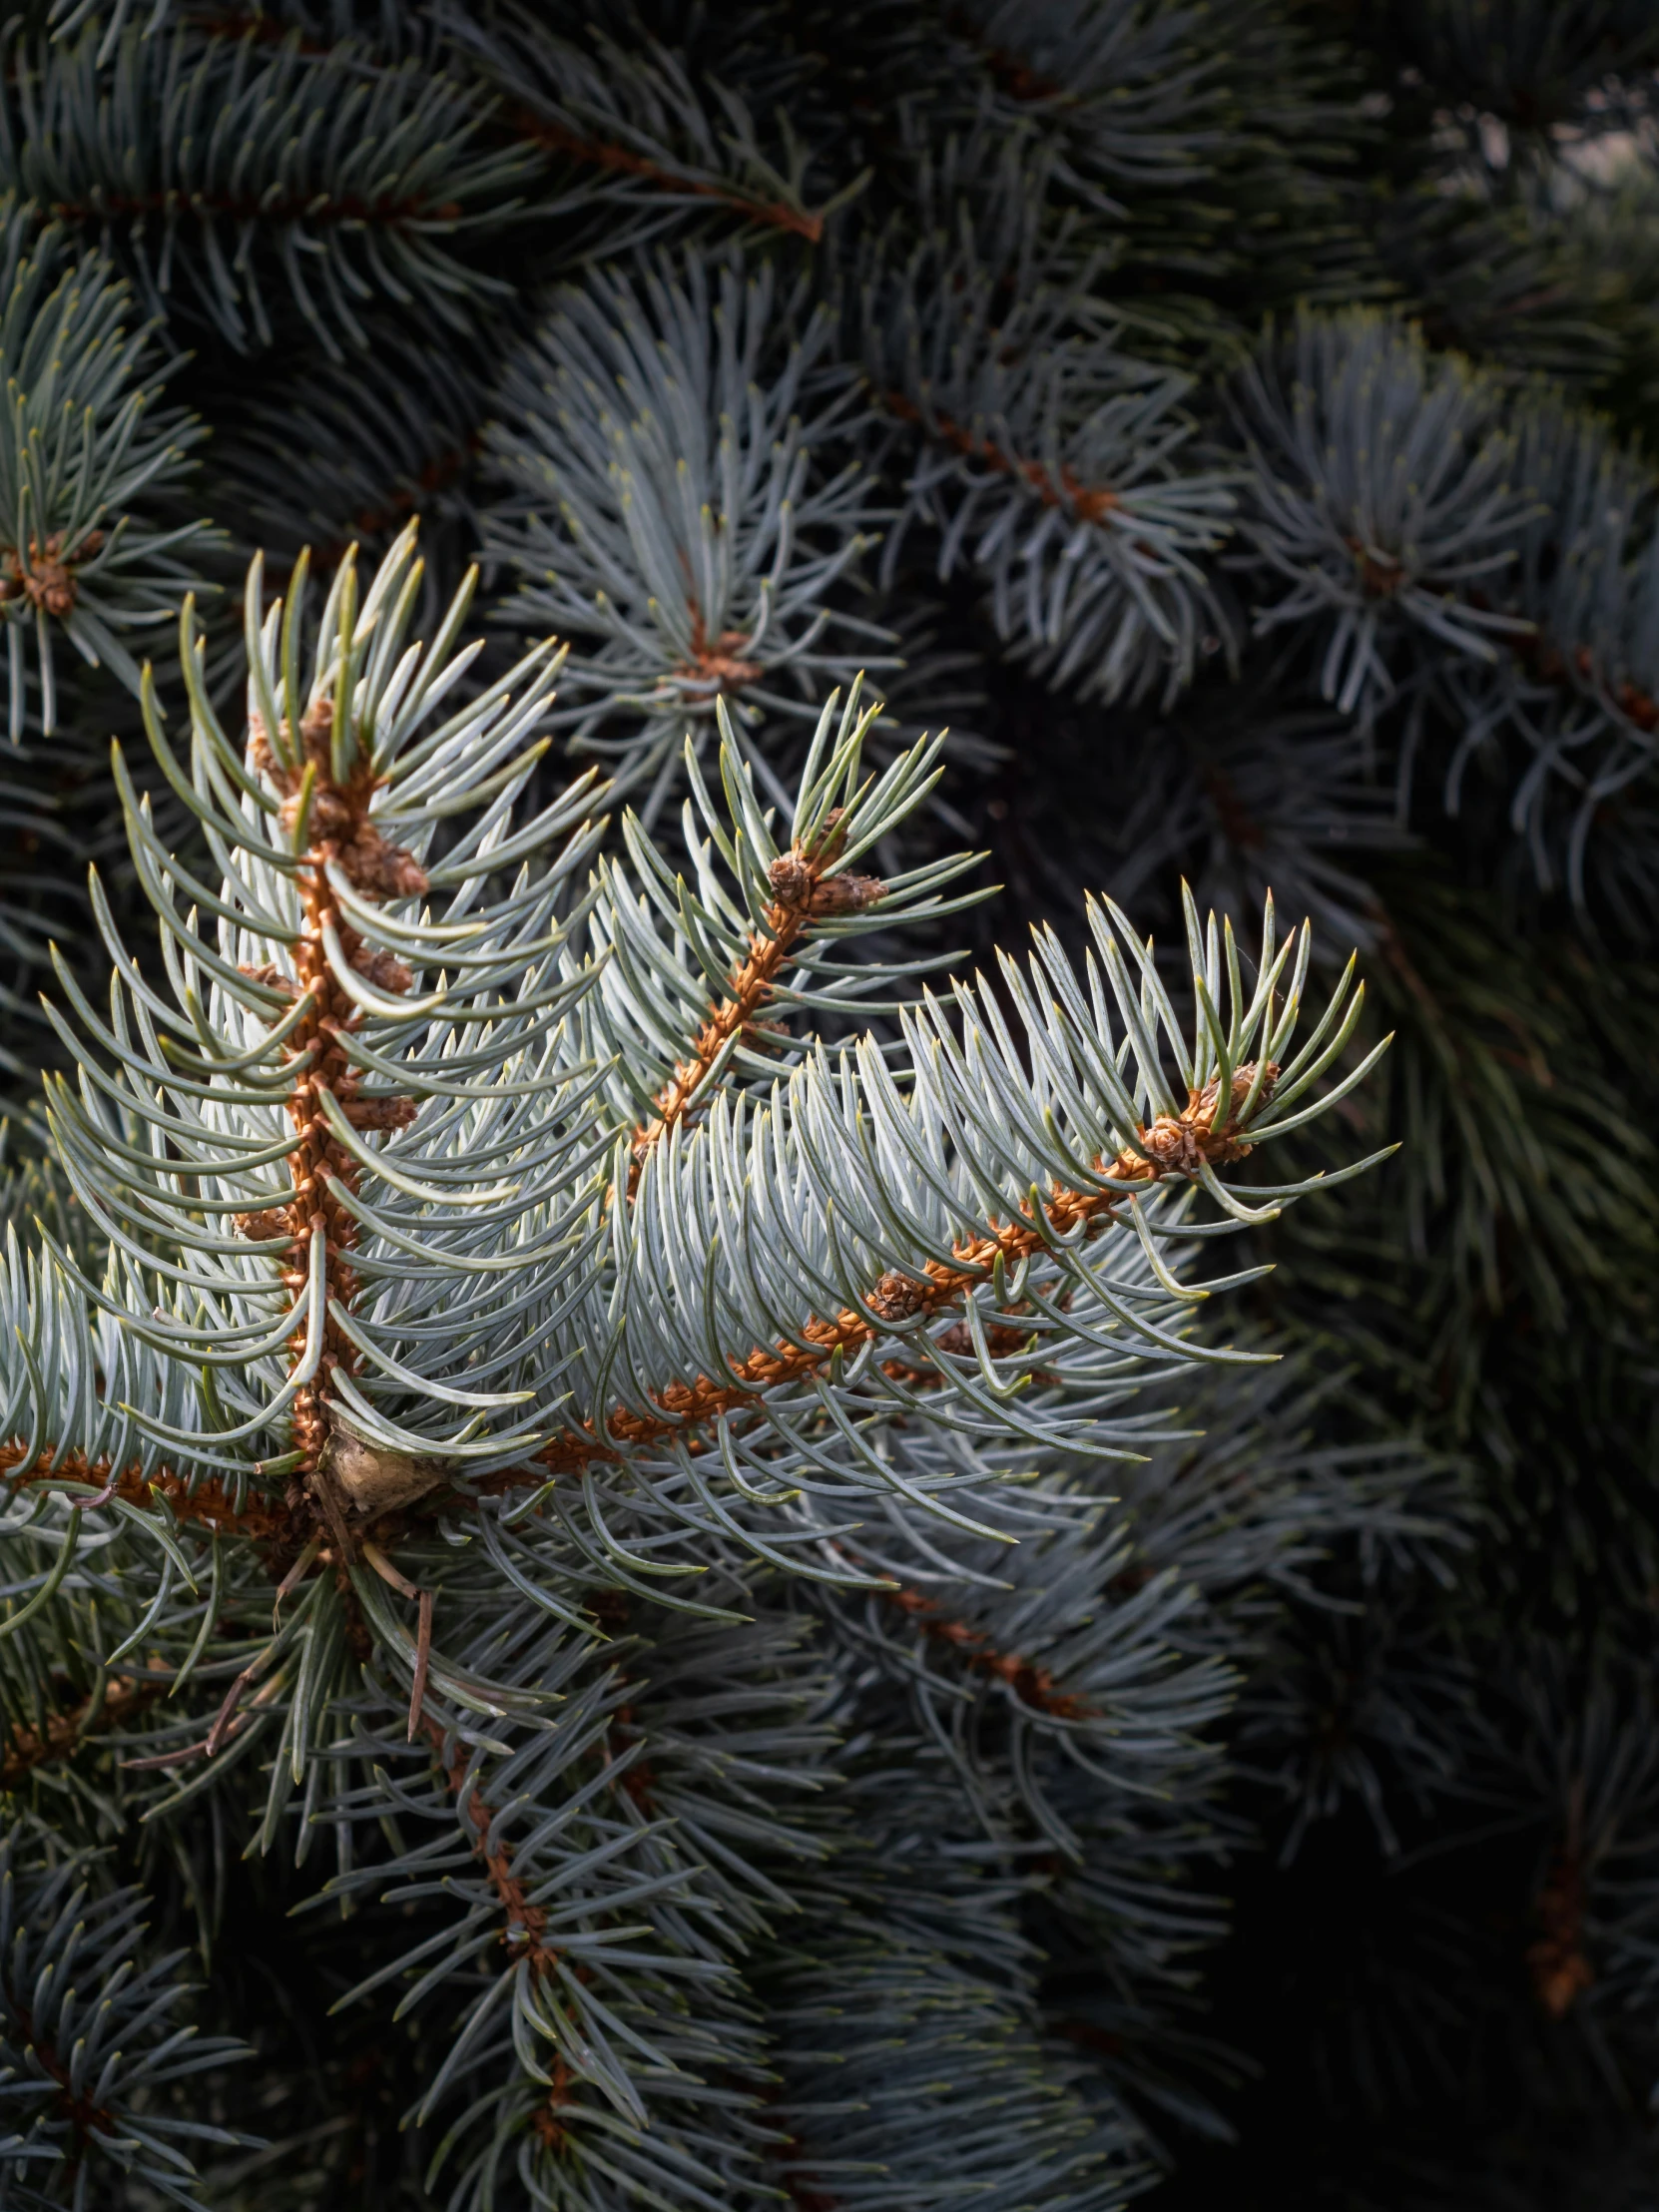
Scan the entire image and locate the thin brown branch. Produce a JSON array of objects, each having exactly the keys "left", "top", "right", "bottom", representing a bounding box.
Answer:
[
  {"left": 424, "top": 1718, "right": 559, "bottom": 1976},
  {"left": 626, "top": 816, "right": 883, "bottom": 1194},
  {"left": 245, "top": 698, "right": 425, "bottom": 1519},
  {"left": 880, "top": 1580, "right": 1092, "bottom": 1719},
  {"left": 510, "top": 110, "right": 824, "bottom": 242},
  {"left": 550, "top": 1064, "right": 1275, "bottom": 1474},
  {"left": 530, "top": 2055, "right": 578, "bottom": 2152},
  {"left": 1529, "top": 1775, "right": 1593, "bottom": 2018},
  {"left": 881, "top": 391, "right": 1121, "bottom": 522},
  {"left": 0, "top": 1444, "right": 288, "bottom": 1541}
]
